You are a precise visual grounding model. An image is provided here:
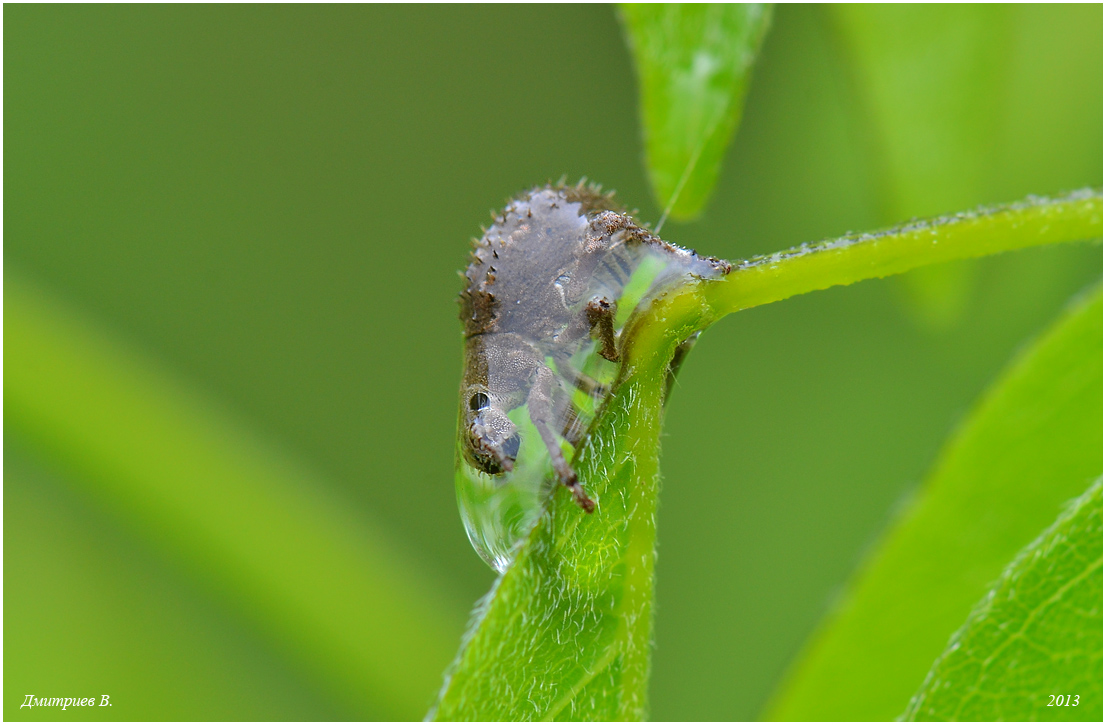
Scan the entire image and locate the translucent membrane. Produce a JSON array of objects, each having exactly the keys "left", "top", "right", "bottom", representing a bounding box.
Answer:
[{"left": 455, "top": 187, "right": 726, "bottom": 572}]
